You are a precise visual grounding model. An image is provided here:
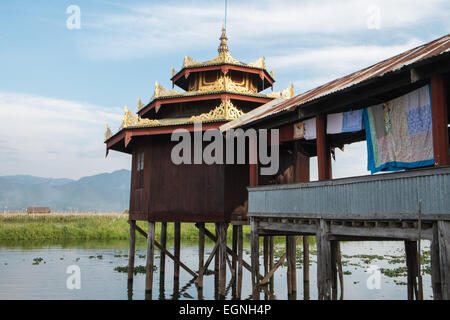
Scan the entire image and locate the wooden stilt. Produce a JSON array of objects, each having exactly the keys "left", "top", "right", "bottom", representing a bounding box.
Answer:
[
  {"left": 134, "top": 223, "right": 197, "bottom": 278},
  {"left": 286, "top": 236, "right": 292, "bottom": 297},
  {"left": 336, "top": 242, "right": 344, "bottom": 300},
  {"left": 303, "top": 236, "right": 310, "bottom": 300},
  {"left": 198, "top": 222, "right": 205, "bottom": 288},
  {"left": 316, "top": 219, "right": 332, "bottom": 300},
  {"left": 290, "top": 236, "right": 297, "bottom": 297},
  {"left": 269, "top": 236, "right": 274, "bottom": 297},
  {"left": 264, "top": 236, "right": 269, "bottom": 277},
  {"left": 330, "top": 241, "right": 338, "bottom": 300},
  {"left": 431, "top": 222, "right": 442, "bottom": 300},
  {"left": 405, "top": 240, "right": 419, "bottom": 300},
  {"left": 232, "top": 224, "right": 238, "bottom": 297},
  {"left": 287, "top": 235, "right": 297, "bottom": 299},
  {"left": 128, "top": 220, "right": 136, "bottom": 284},
  {"left": 237, "top": 225, "right": 243, "bottom": 299},
  {"left": 195, "top": 222, "right": 261, "bottom": 279},
  {"left": 174, "top": 222, "right": 180, "bottom": 281},
  {"left": 437, "top": 221, "right": 450, "bottom": 299},
  {"left": 214, "top": 224, "right": 220, "bottom": 274},
  {"left": 250, "top": 218, "right": 260, "bottom": 300},
  {"left": 160, "top": 222, "right": 167, "bottom": 278},
  {"left": 218, "top": 222, "right": 228, "bottom": 299},
  {"left": 145, "top": 221, "right": 155, "bottom": 297}
]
